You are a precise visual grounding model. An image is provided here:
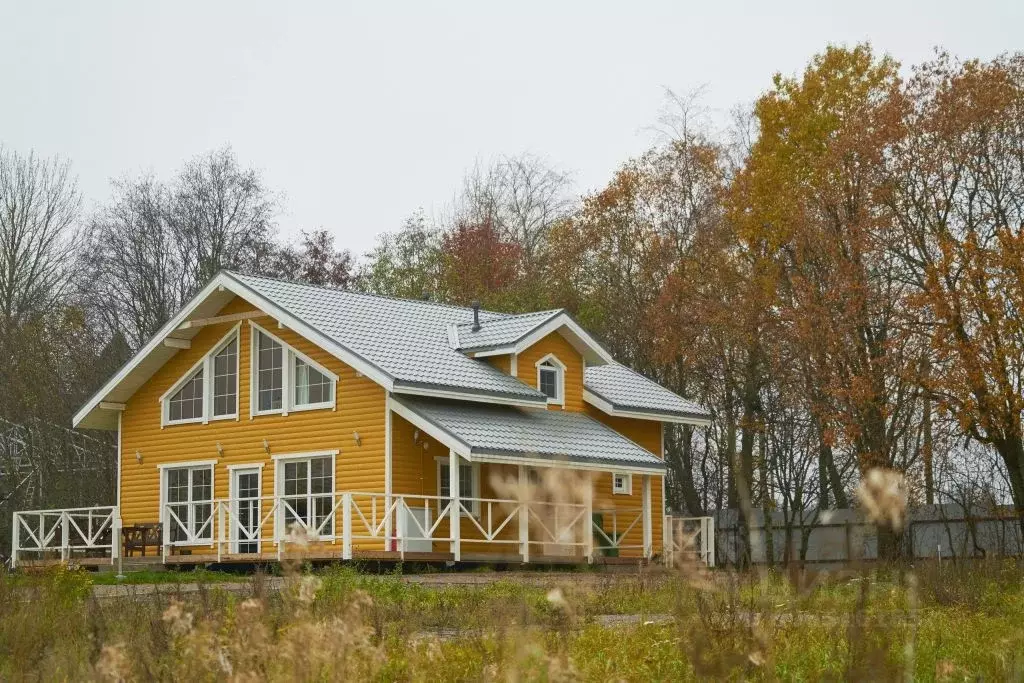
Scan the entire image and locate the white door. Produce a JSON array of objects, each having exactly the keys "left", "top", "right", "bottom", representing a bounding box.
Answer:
[{"left": 231, "top": 467, "right": 261, "bottom": 554}]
